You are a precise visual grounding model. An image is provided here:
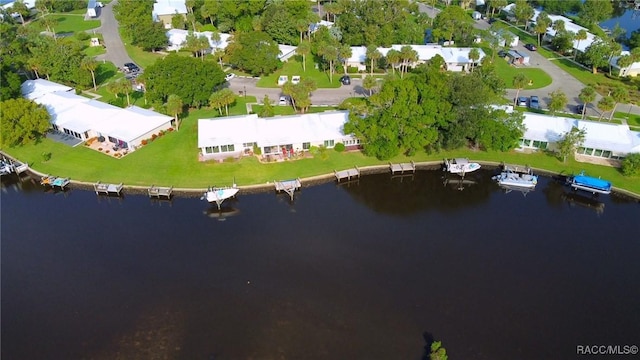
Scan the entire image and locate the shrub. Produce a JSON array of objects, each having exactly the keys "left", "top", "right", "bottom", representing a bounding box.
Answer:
[
  {"left": 347, "top": 66, "right": 359, "bottom": 74},
  {"left": 98, "top": 147, "right": 103, "bottom": 151},
  {"left": 42, "top": 152, "right": 52, "bottom": 162},
  {"left": 223, "top": 156, "right": 235, "bottom": 163},
  {"left": 334, "top": 142, "right": 345, "bottom": 152},
  {"left": 621, "top": 153, "right": 640, "bottom": 176},
  {"left": 76, "top": 32, "right": 90, "bottom": 41},
  {"left": 105, "top": 150, "right": 110, "bottom": 154},
  {"left": 151, "top": 134, "right": 158, "bottom": 140},
  {"left": 141, "top": 139, "right": 148, "bottom": 146},
  {"left": 309, "top": 146, "right": 319, "bottom": 155},
  {"left": 253, "top": 144, "right": 262, "bottom": 155}
]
